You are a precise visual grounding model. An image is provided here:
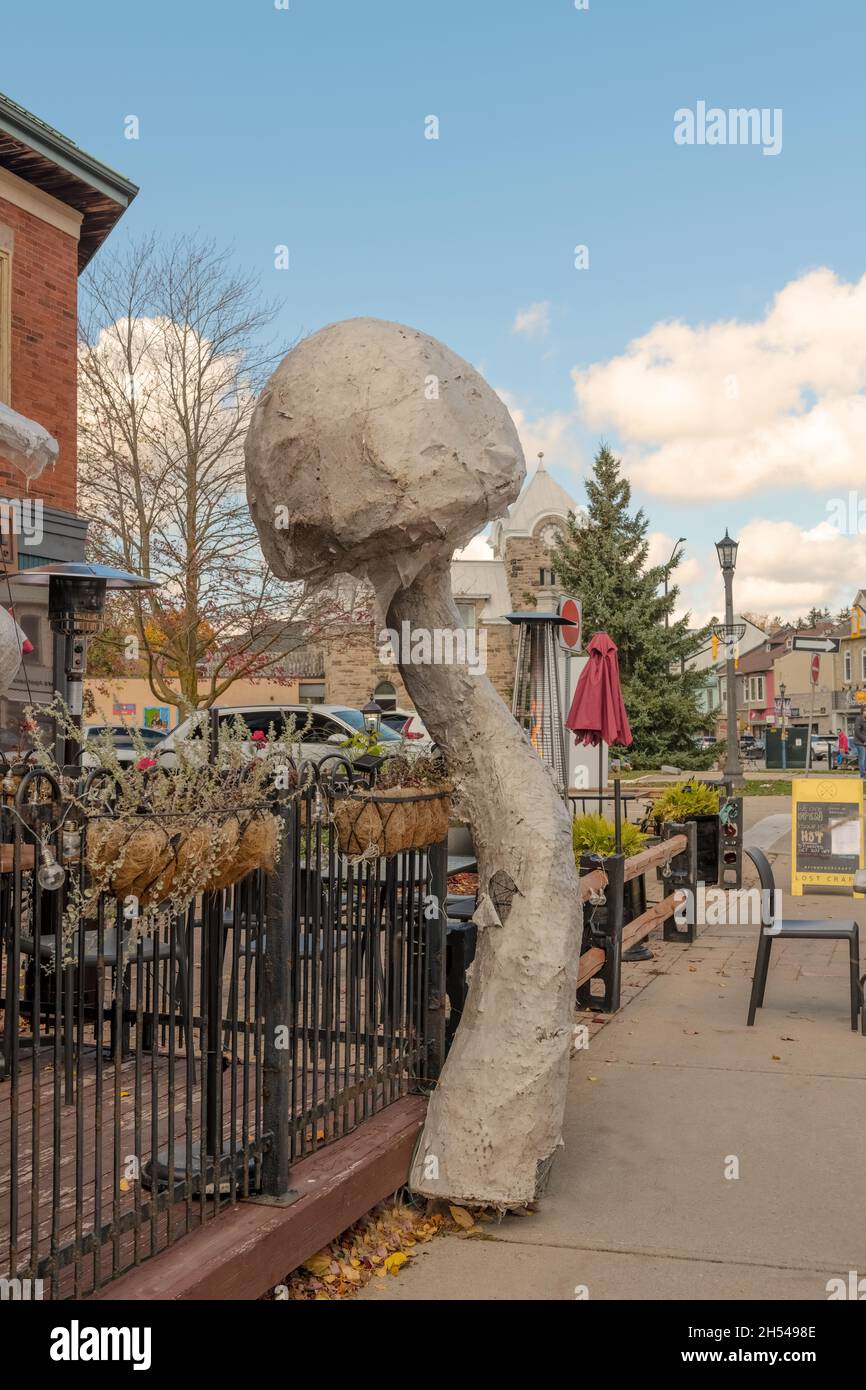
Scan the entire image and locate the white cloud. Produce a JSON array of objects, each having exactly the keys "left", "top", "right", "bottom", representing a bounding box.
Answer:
[
  {"left": 646, "top": 531, "right": 701, "bottom": 583},
  {"left": 495, "top": 388, "right": 578, "bottom": 473},
  {"left": 572, "top": 268, "right": 866, "bottom": 499},
  {"left": 454, "top": 532, "right": 494, "bottom": 561},
  {"left": 511, "top": 301, "right": 551, "bottom": 338},
  {"left": 683, "top": 517, "right": 863, "bottom": 624}
]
